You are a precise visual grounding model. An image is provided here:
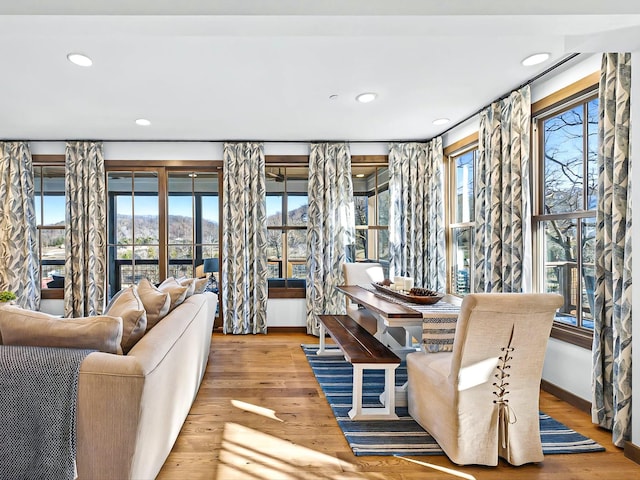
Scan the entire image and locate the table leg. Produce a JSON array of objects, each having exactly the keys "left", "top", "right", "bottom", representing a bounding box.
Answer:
[
  {"left": 371, "top": 311, "right": 405, "bottom": 350},
  {"left": 349, "top": 364, "right": 399, "bottom": 421}
]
